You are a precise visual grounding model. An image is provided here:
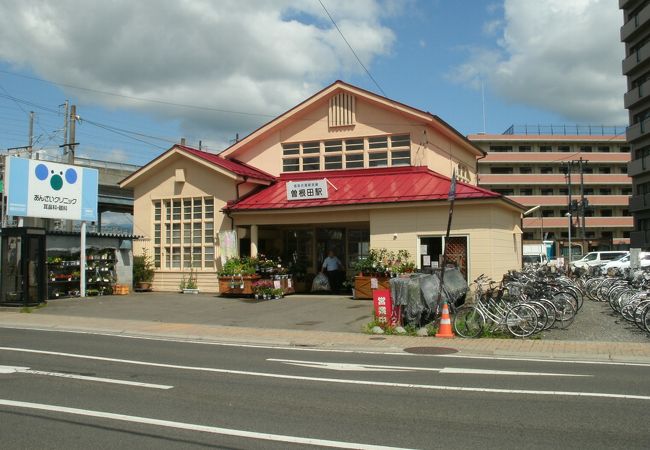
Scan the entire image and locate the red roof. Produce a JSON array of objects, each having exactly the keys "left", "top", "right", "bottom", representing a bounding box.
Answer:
[
  {"left": 226, "top": 166, "right": 503, "bottom": 211},
  {"left": 178, "top": 145, "right": 275, "bottom": 181}
]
